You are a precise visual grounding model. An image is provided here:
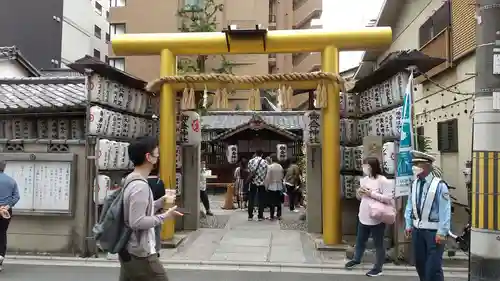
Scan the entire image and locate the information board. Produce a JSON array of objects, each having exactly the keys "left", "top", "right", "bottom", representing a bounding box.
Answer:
[
  {"left": 3, "top": 161, "right": 35, "bottom": 210},
  {"left": 3, "top": 161, "right": 72, "bottom": 213}
]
